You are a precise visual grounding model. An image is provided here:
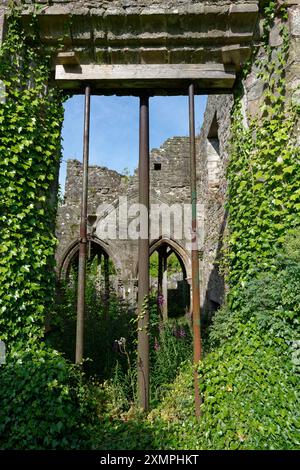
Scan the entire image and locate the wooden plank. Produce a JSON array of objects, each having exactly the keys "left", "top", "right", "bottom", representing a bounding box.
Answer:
[
  {"left": 54, "top": 63, "right": 236, "bottom": 94},
  {"left": 55, "top": 64, "right": 235, "bottom": 82}
]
